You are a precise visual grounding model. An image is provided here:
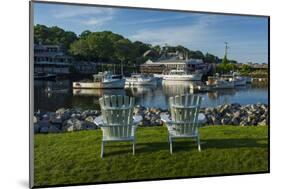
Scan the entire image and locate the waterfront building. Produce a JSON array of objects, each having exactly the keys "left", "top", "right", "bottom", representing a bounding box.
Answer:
[
  {"left": 34, "top": 44, "right": 96, "bottom": 74},
  {"left": 140, "top": 57, "right": 210, "bottom": 74},
  {"left": 186, "top": 59, "right": 209, "bottom": 71}
]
